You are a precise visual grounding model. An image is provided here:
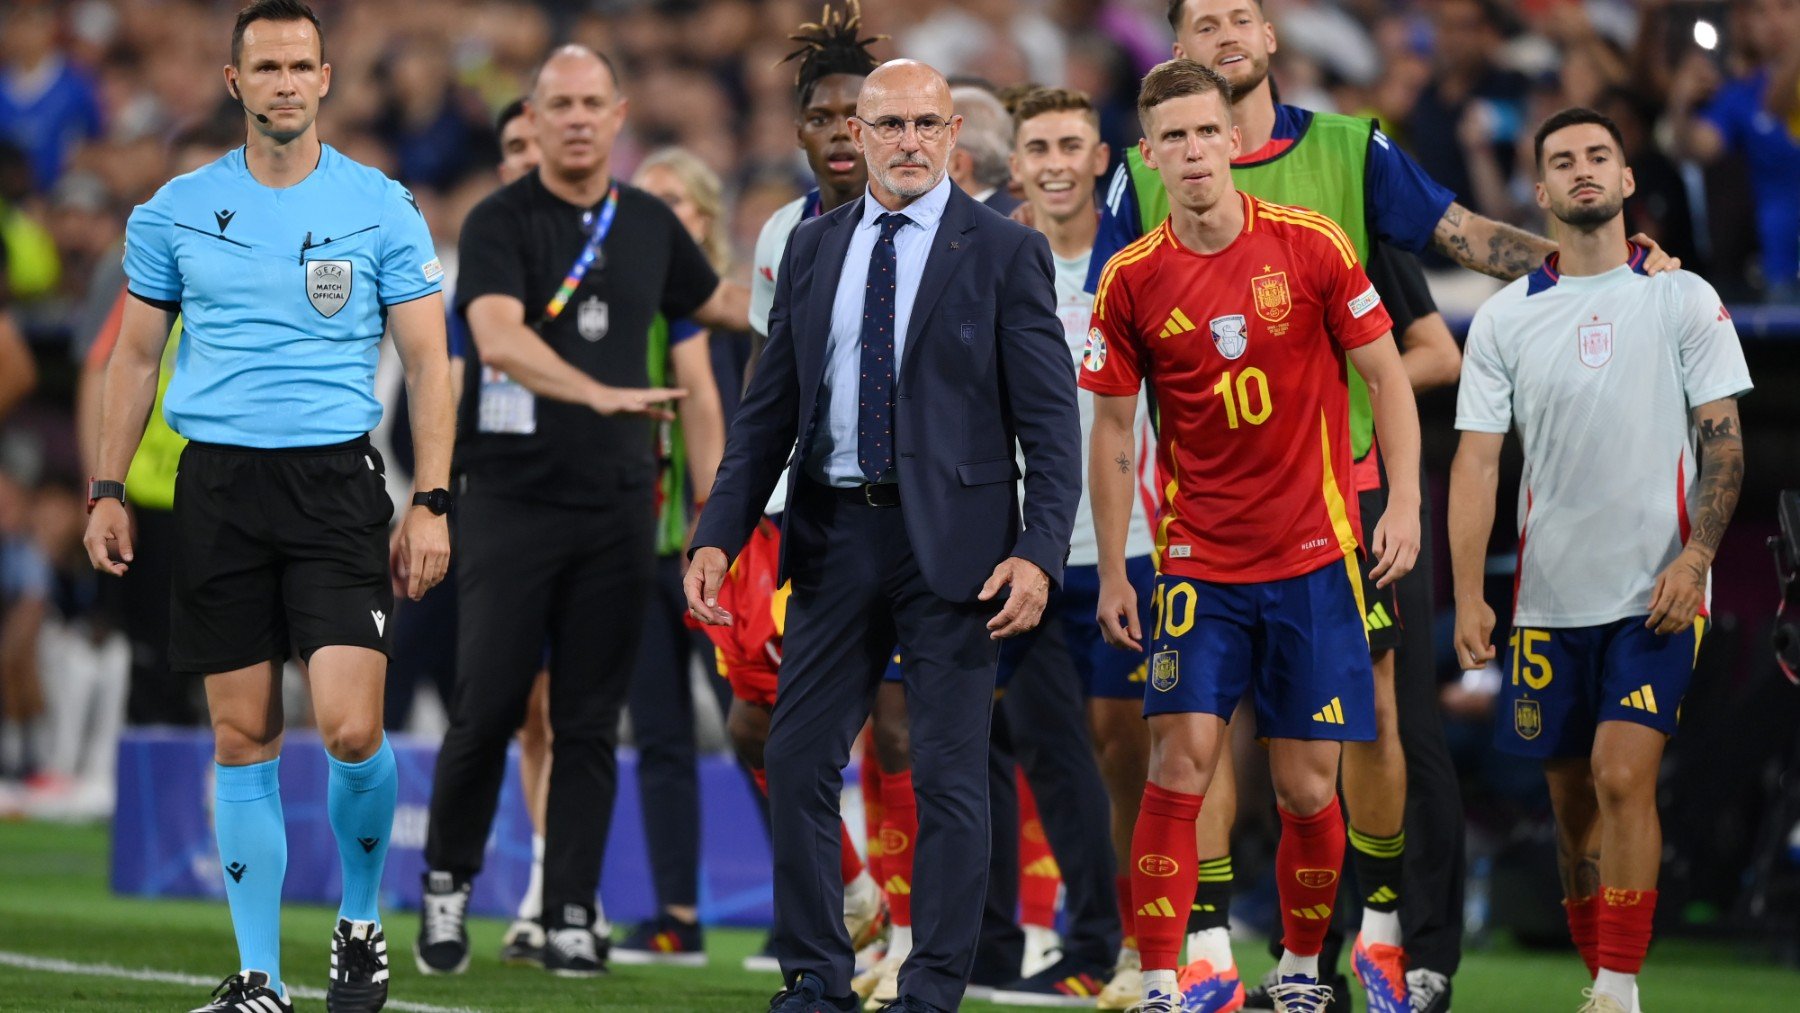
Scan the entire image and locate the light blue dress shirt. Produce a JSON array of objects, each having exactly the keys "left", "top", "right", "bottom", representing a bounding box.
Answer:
[{"left": 807, "top": 175, "right": 952, "bottom": 486}]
